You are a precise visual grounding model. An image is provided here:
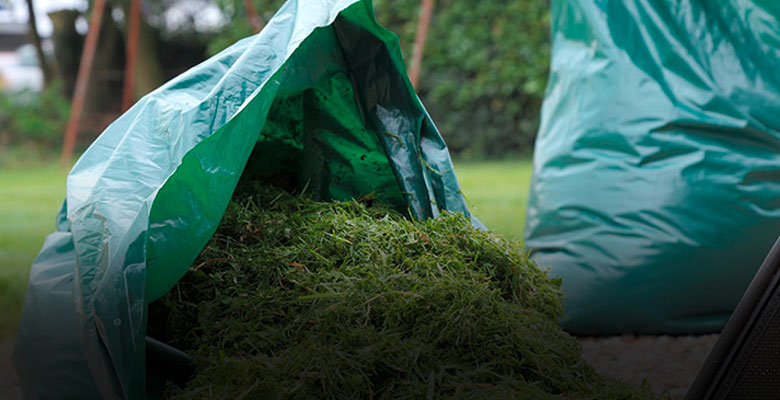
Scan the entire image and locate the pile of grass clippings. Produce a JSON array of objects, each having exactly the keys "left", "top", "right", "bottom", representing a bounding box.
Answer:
[{"left": 148, "top": 184, "right": 656, "bottom": 399}]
